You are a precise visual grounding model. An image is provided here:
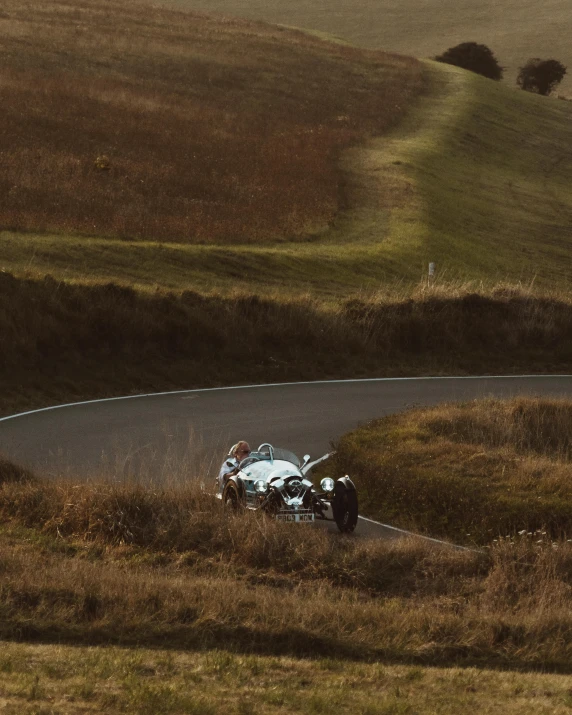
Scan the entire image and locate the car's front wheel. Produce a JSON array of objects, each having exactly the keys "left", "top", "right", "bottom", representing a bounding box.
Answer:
[
  {"left": 222, "top": 481, "right": 243, "bottom": 511},
  {"left": 333, "top": 481, "right": 358, "bottom": 533}
]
